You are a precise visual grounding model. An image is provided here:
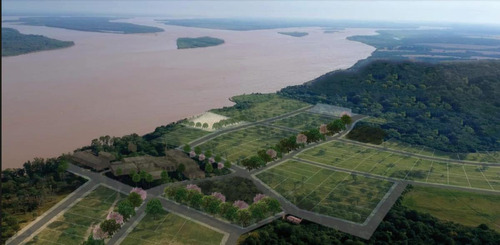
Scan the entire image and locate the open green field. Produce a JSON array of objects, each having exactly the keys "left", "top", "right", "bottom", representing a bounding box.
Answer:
[
  {"left": 256, "top": 160, "right": 394, "bottom": 223},
  {"left": 198, "top": 125, "right": 294, "bottom": 163},
  {"left": 296, "top": 140, "right": 500, "bottom": 191},
  {"left": 27, "top": 186, "right": 126, "bottom": 245},
  {"left": 152, "top": 125, "right": 210, "bottom": 147},
  {"left": 121, "top": 210, "right": 225, "bottom": 245},
  {"left": 382, "top": 139, "right": 500, "bottom": 163},
  {"left": 271, "top": 112, "right": 335, "bottom": 131},
  {"left": 211, "top": 94, "right": 309, "bottom": 122},
  {"left": 402, "top": 186, "right": 500, "bottom": 232}
]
